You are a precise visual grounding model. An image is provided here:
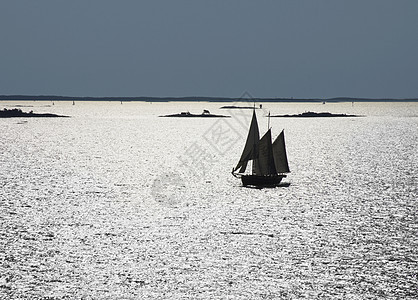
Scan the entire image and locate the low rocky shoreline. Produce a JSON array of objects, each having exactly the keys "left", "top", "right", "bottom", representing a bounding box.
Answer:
[{"left": 0, "top": 108, "right": 69, "bottom": 118}]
